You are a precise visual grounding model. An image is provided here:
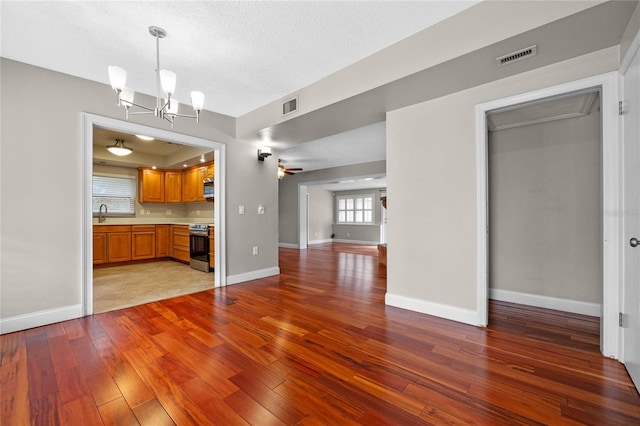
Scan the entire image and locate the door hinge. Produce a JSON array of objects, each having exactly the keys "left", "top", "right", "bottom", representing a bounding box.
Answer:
[
  {"left": 619, "top": 101, "right": 624, "bottom": 115},
  {"left": 619, "top": 312, "right": 628, "bottom": 327}
]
